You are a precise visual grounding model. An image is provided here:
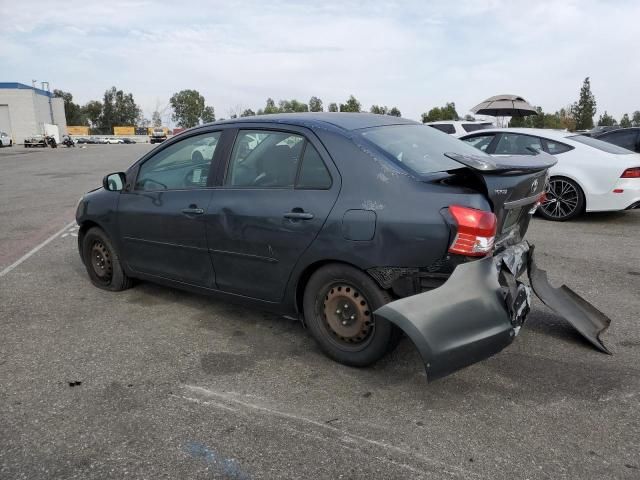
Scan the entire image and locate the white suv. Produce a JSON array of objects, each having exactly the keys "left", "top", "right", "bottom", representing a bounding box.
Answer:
[{"left": 424, "top": 121, "right": 493, "bottom": 137}]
